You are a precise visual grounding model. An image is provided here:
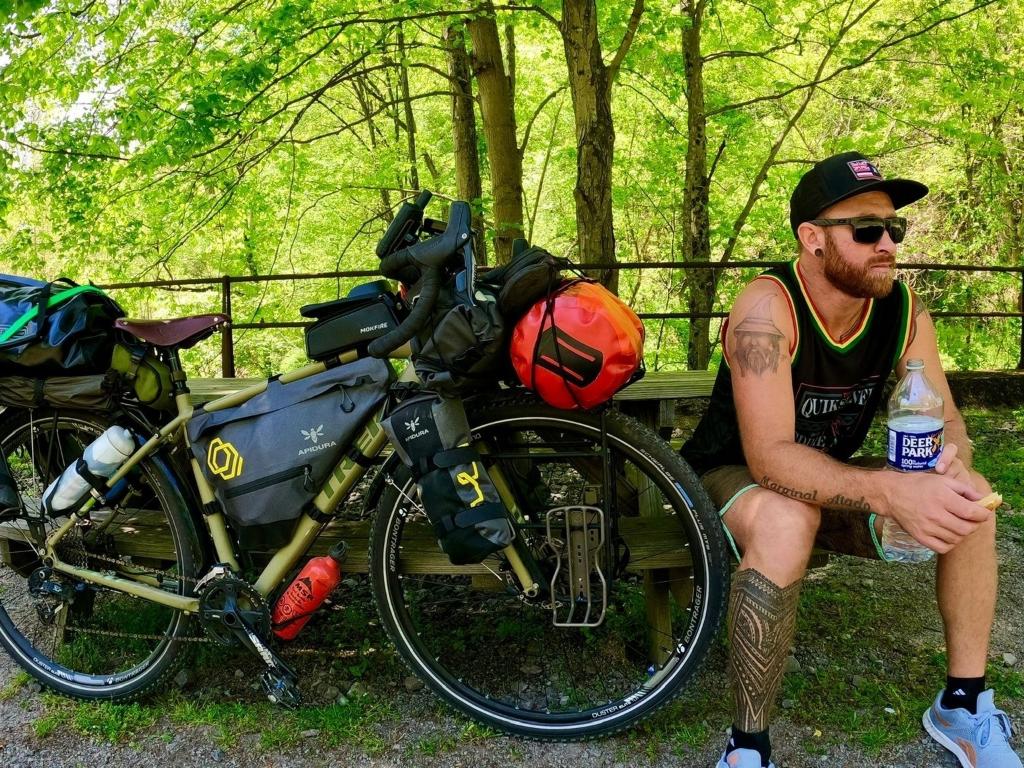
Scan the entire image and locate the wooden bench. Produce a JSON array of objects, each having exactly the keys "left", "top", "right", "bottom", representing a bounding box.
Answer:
[{"left": 187, "top": 369, "right": 717, "bottom": 404}]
